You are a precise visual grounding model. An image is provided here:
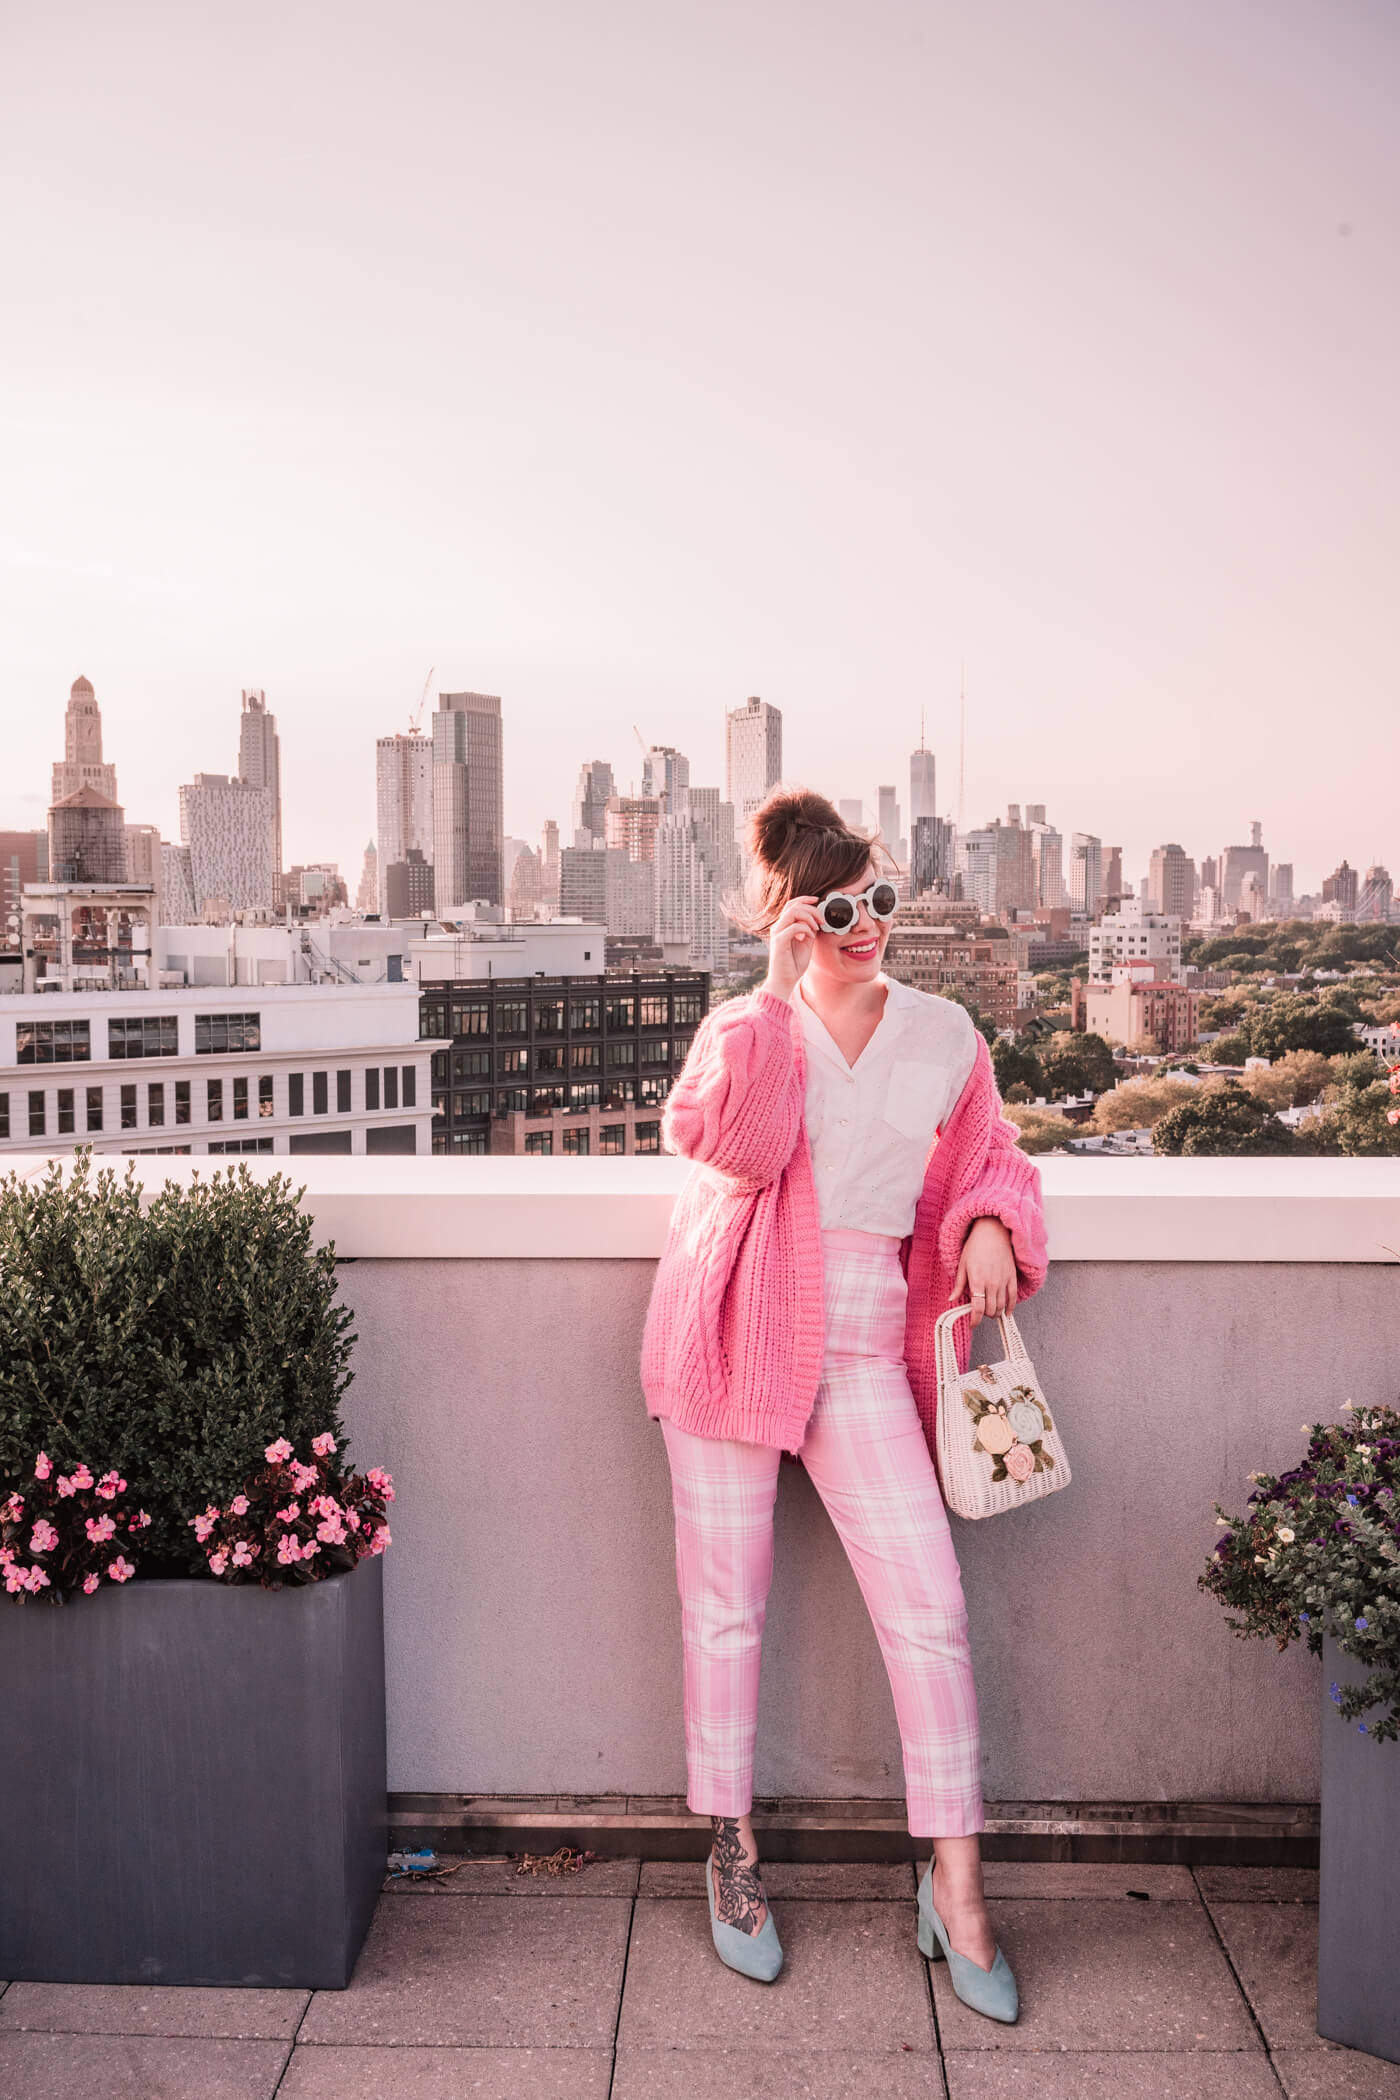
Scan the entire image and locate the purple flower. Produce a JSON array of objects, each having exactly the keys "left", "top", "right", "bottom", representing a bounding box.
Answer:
[
  {"left": 1355, "top": 1616, "right": 1369, "bottom": 1630},
  {"left": 1299, "top": 1611, "right": 1310, "bottom": 1623}
]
